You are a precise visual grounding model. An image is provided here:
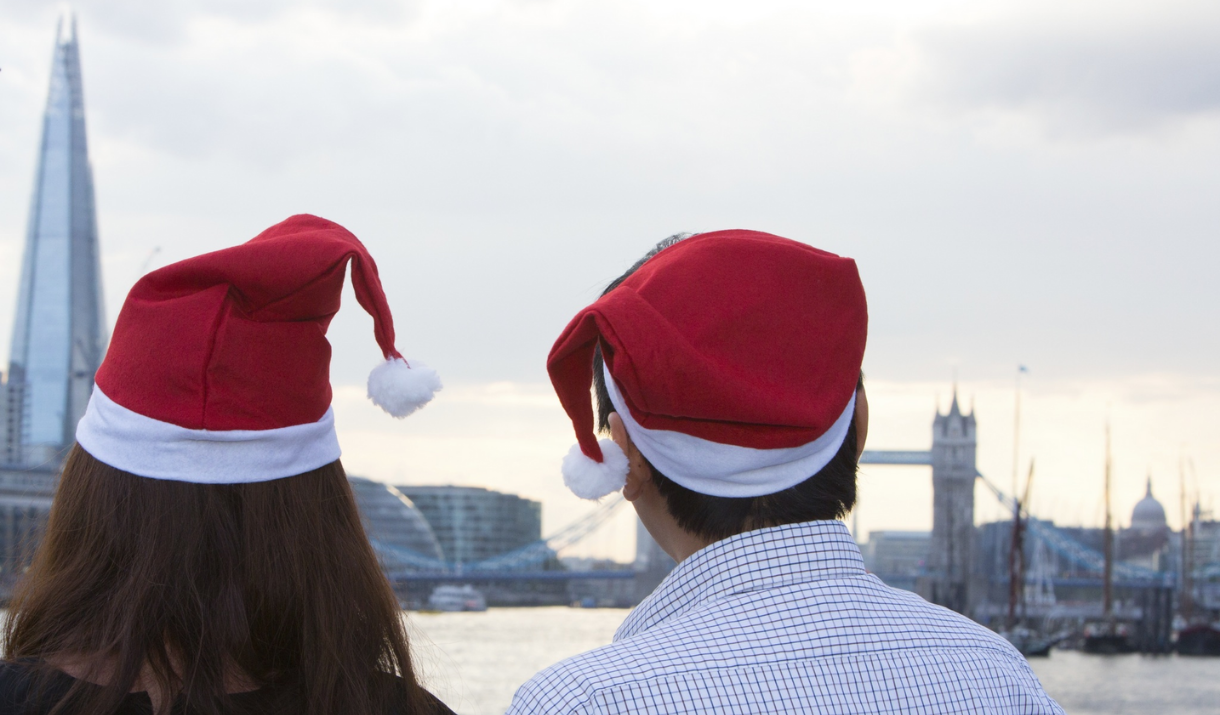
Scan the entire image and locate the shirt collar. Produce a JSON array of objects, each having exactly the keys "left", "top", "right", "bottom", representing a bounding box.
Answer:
[{"left": 615, "top": 520, "right": 866, "bottom": 641}]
